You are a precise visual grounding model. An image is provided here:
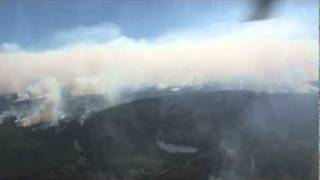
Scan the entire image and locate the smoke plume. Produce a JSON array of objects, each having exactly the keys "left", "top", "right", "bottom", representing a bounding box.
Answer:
[
  {"left": 14, "top": 78, "right": 65, "bottom": 127},
  {"left": 0, "top": 19, "right": 317, "bottom": 127}
]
